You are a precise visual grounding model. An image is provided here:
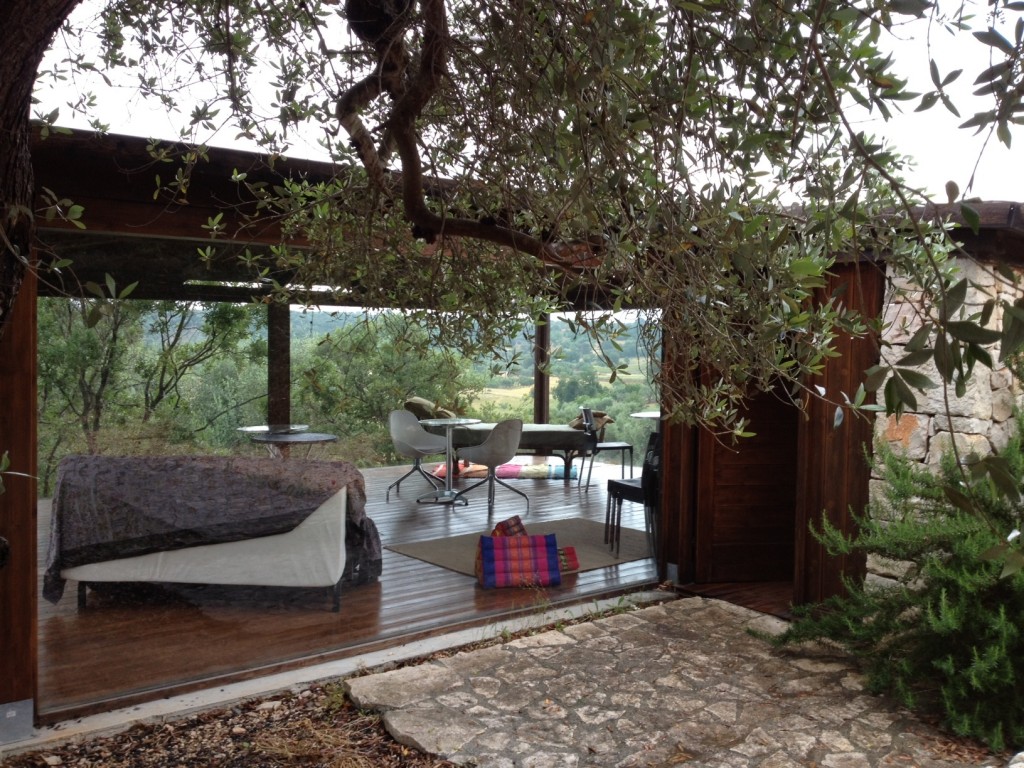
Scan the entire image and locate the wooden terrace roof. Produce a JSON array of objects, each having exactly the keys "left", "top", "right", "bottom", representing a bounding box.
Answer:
[{"left": 30, "top": 127, "right": 611, "bottom": 308}]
